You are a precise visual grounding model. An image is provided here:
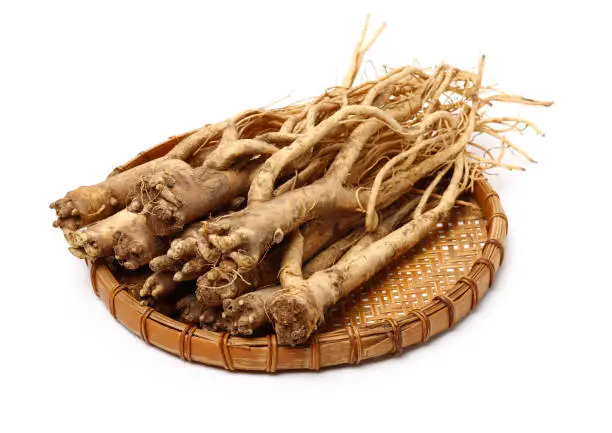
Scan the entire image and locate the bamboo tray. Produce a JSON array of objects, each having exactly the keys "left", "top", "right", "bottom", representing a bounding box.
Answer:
[{"left": 87, "top": 133, "right": 507, "bottom": 372}]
